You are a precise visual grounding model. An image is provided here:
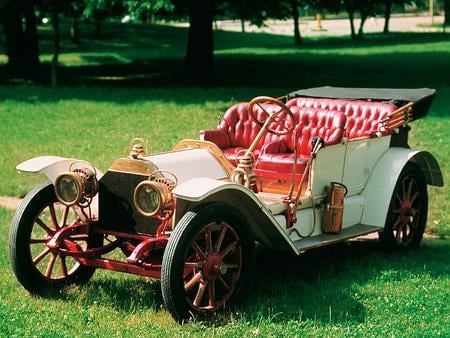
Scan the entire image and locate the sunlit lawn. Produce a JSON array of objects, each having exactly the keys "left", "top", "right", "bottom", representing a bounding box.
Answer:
[{"left": 0, "top": 22, "right": 449, "bottom": 336}]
